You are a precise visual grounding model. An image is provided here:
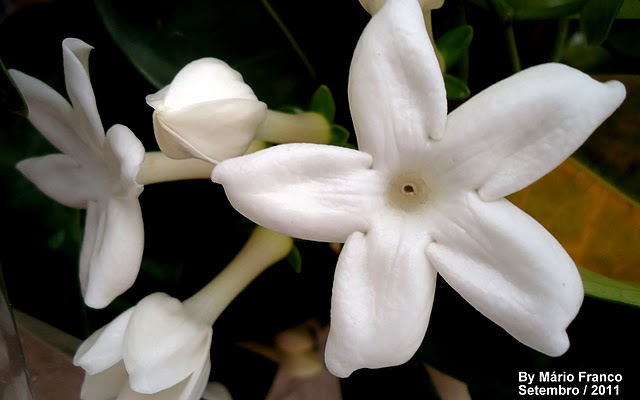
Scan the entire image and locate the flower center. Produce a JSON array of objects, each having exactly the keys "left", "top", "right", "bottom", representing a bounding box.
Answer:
[{"left": 388, "top": 173, "right": 429, "bottom": 211}]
